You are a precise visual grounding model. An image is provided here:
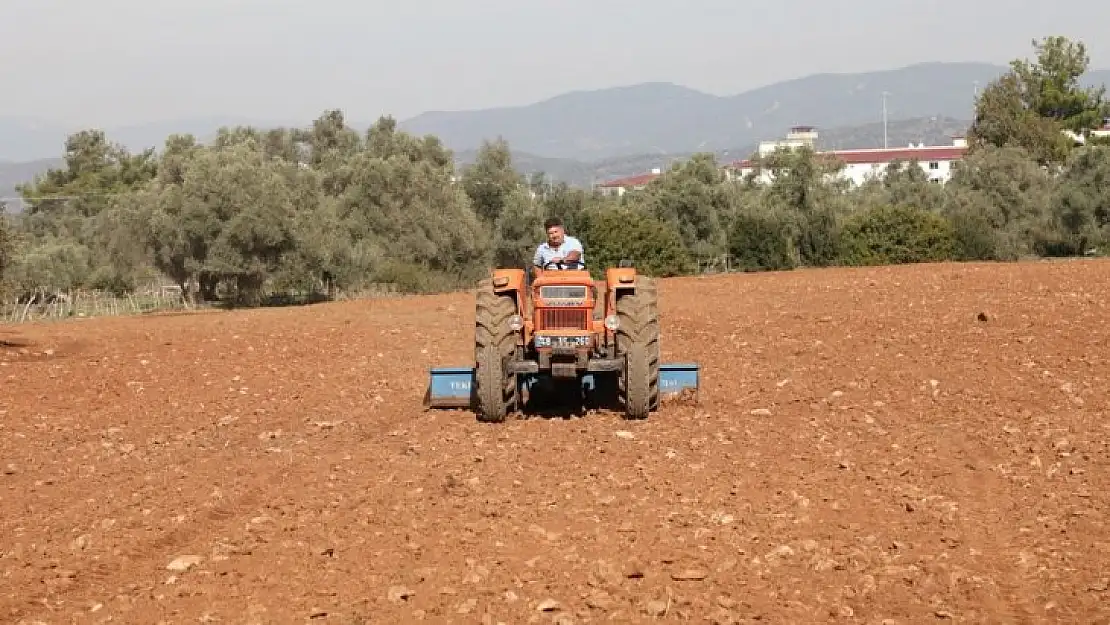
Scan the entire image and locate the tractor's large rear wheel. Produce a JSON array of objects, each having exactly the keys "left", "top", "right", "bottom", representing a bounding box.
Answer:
[
  {"left": 615, "top": 276, "right": 660, "bottom": 420},
  {"left": 474, "top": 279, "right": 519, "bottom": 423}
]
